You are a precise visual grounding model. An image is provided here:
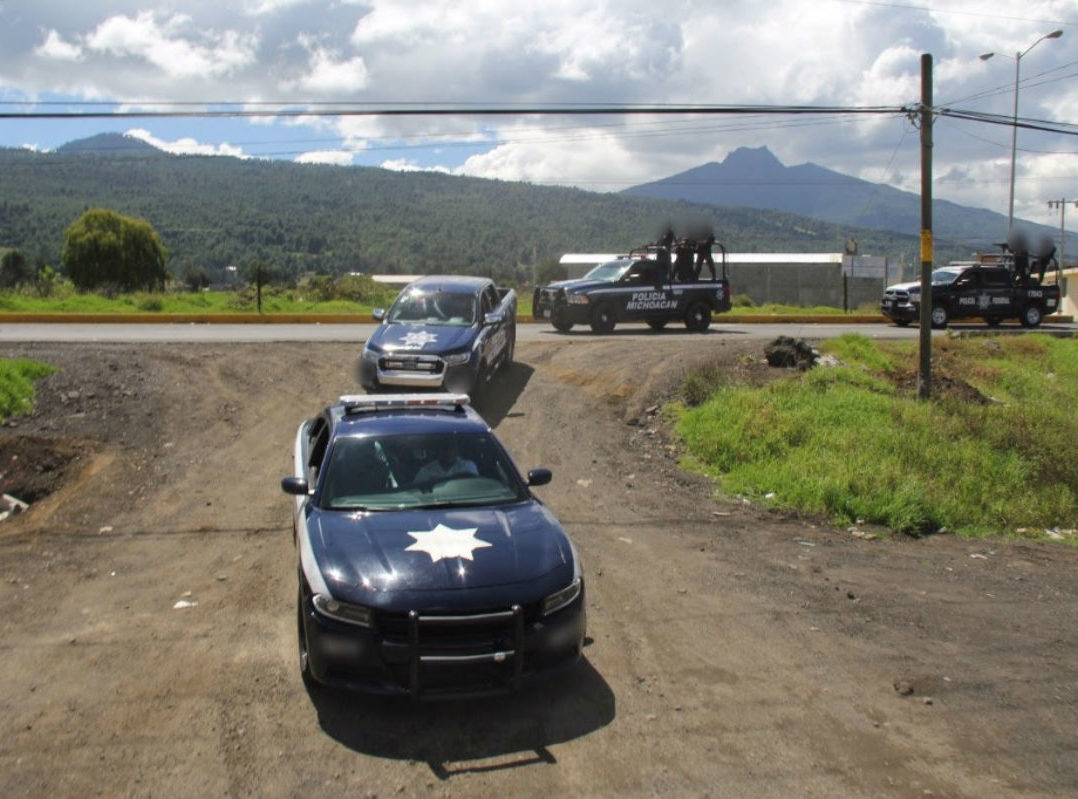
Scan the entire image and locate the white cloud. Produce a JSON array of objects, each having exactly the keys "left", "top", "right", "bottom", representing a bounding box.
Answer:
[
  {"left": 295, "top": 149, "right": 355, "bottom": 165},
  {"left": 281, "top": 36, "right": 369, "bottom": 94},
  {"left": 85, "top": 11, "right": 258, "bottom": 79},
  {"left": 126, "top": 128, "right": 247, "bottom": 158},
  {"left": 35, "top": 30, "right": 82, "bottom": 61},
  {"left": 382, "top": 158, "right": 450, "bottom": 174}
]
